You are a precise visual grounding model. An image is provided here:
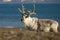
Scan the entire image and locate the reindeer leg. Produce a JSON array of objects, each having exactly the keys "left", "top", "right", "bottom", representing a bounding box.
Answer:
[{"left": 43, "top": 27, "right": 50, "bottom": 32}]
